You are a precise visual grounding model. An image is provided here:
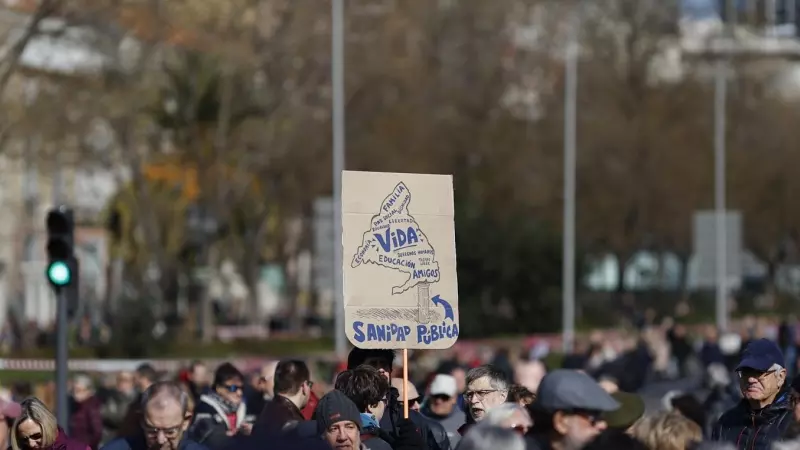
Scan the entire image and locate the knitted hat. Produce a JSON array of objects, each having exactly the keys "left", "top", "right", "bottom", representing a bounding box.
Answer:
[{"left": 315, "top": 390, "right": 362, "bottom": 435}]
